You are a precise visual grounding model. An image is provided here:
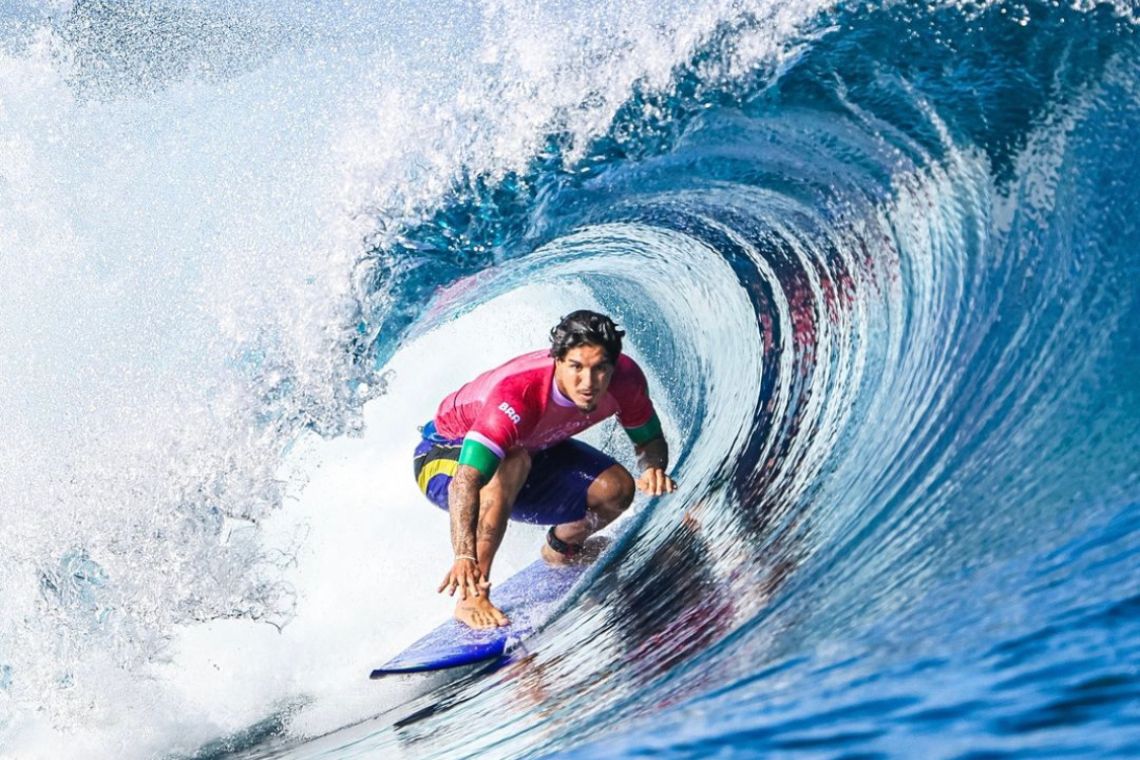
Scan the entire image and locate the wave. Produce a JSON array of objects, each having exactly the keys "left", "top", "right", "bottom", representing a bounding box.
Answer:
[{"left": 1, "top": 0, "right": 1138, "bottom": 757}]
